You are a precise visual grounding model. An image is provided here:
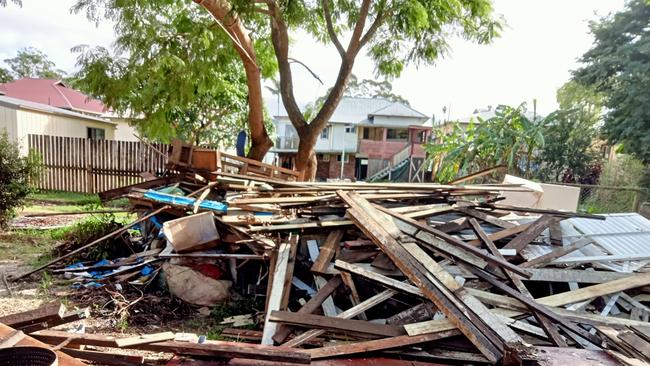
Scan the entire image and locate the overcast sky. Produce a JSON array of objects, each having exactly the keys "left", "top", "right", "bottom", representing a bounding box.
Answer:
[{"left": 0, "top": 0, "right": 626, "bottom": 120}]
